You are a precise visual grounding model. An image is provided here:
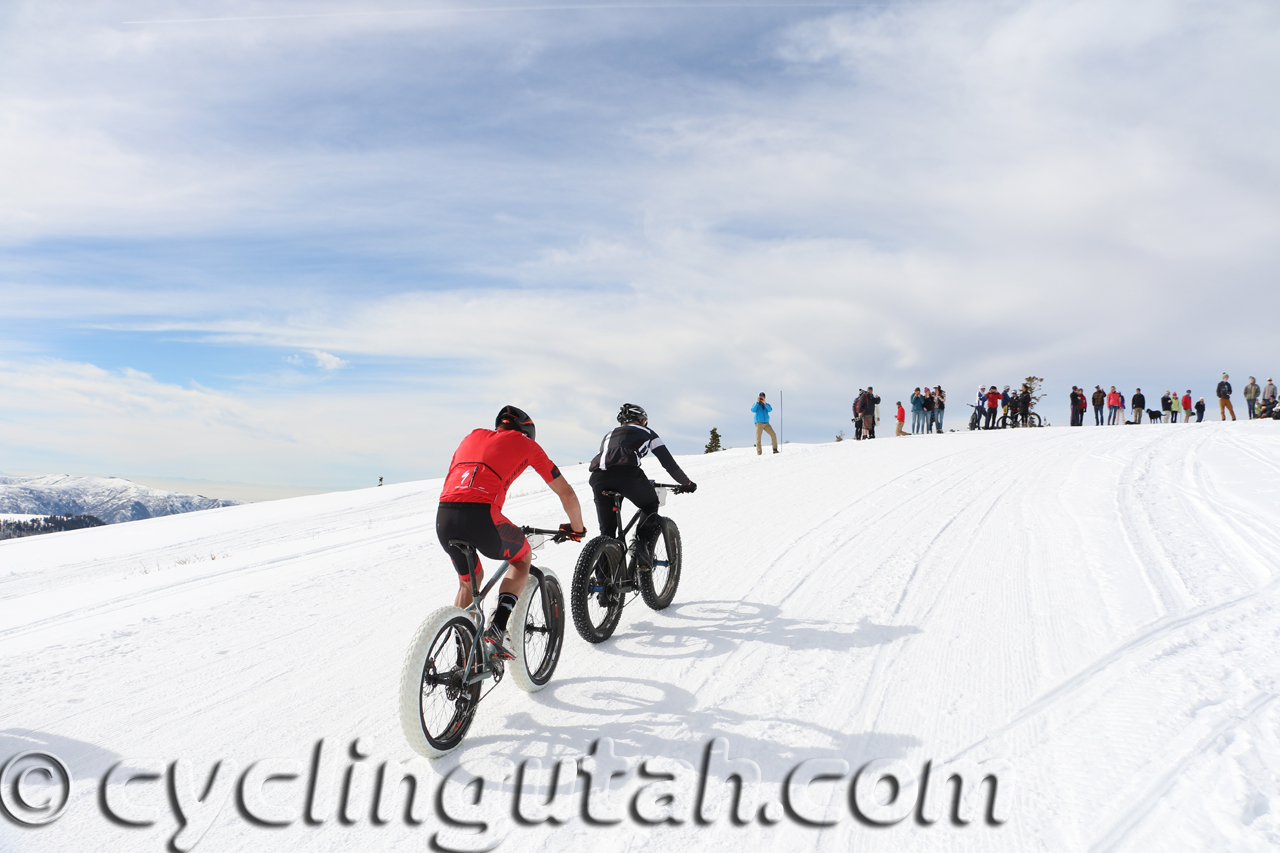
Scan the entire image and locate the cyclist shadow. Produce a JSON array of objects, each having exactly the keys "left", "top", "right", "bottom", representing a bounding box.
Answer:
[
  {"left": 457, "top": 676, "right": 921, "bottom": 783},
  {"left": 594, "top": 599, "right": 921, "bottom": 660}
]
